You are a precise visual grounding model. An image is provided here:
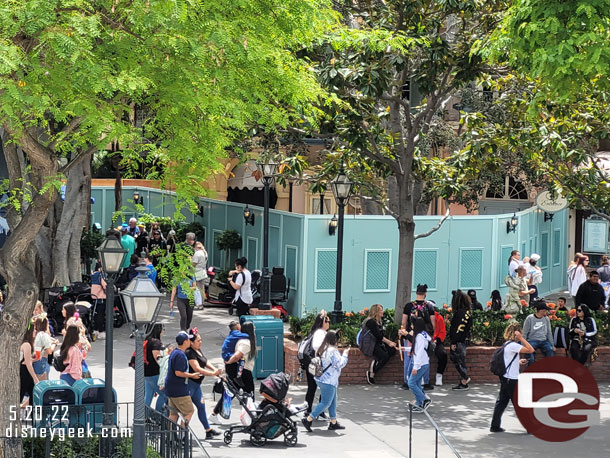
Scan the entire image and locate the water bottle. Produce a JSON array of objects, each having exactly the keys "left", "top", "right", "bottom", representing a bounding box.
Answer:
[{"left": 169, "top": 309, "right": 174, "bottom": 317}]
